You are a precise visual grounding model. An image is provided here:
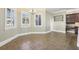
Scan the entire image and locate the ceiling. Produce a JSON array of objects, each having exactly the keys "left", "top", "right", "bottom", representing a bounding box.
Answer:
[{"left": 46, "top": 8, "right": 76, "bottom": 14}]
